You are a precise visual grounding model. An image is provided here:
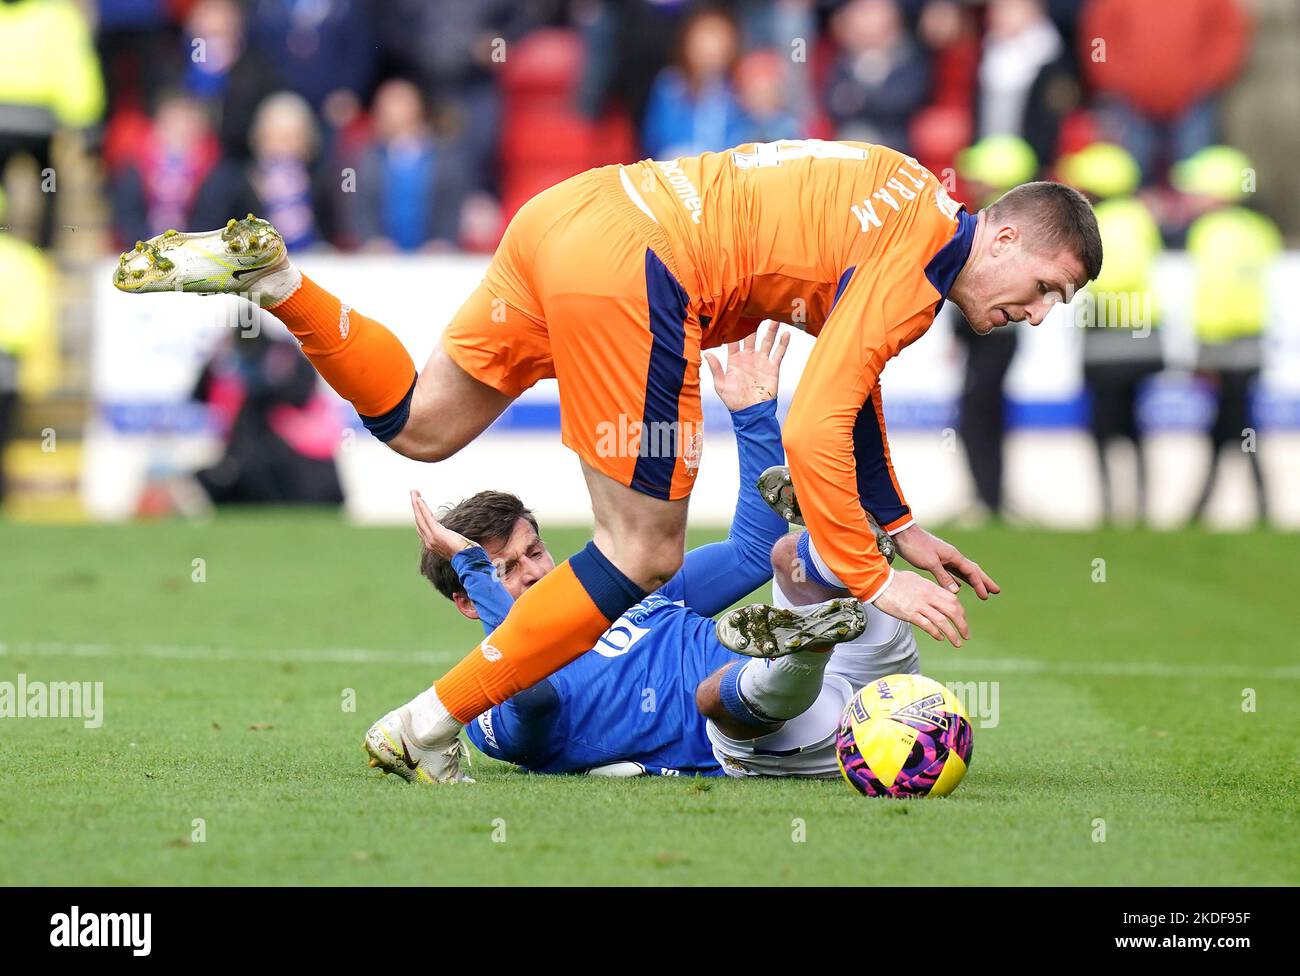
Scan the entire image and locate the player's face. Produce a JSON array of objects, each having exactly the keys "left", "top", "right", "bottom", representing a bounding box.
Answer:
[
  {"left": 961, "top": 226, "right": 1085, "bottom": 335},
  {"left": 484, "top": 517, "right": 555, "bottom": 598}
]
